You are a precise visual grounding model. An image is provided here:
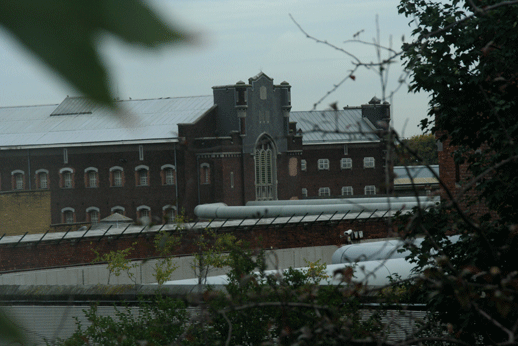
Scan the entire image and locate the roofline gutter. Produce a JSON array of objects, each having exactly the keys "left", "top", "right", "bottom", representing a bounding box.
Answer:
[
  {"left": 303, "top": 140, "right": 380, "bottom": 146},
  {"left": 0, "top": 138, "right": 180, "bottom": 150}
]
